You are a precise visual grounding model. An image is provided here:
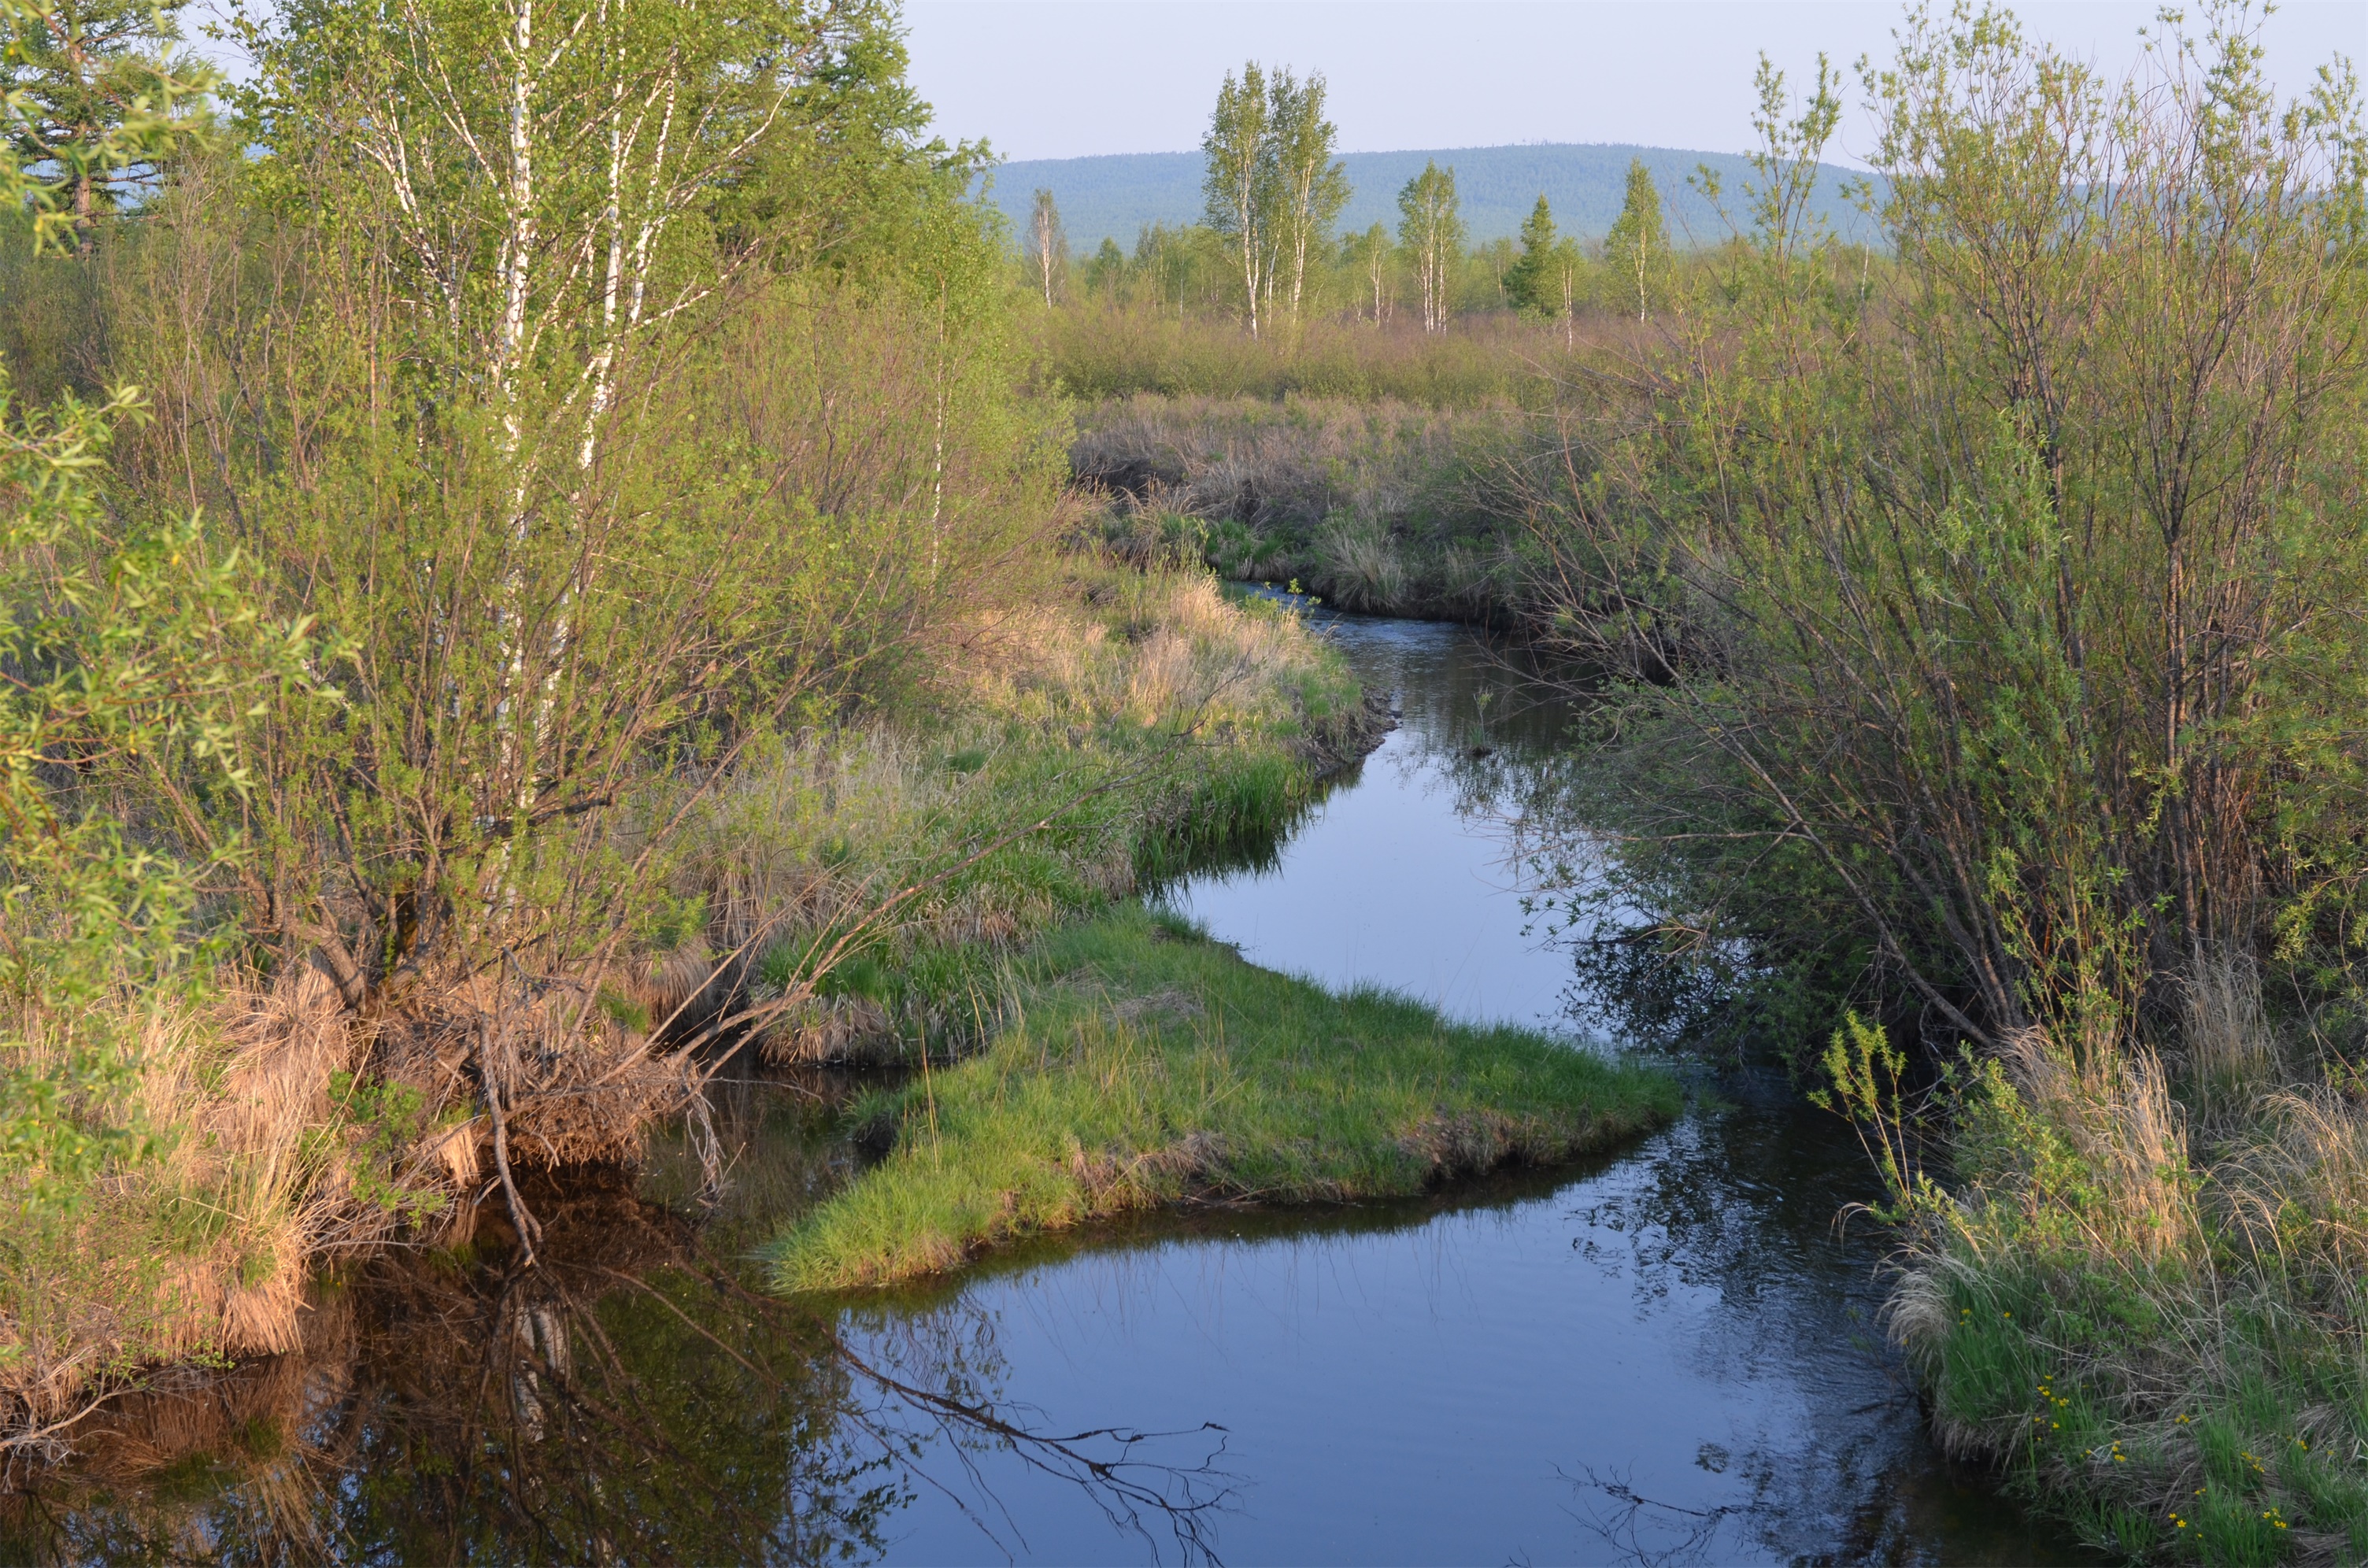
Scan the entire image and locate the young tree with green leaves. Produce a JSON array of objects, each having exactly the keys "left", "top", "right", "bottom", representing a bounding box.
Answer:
[
  {"left": 1266, "top": 67, "right": 1348, "bottom": 324},
  {"left": 0, "top": 0, "right": 282, "bottom": 1310},
  {"left": 1343, "top": 220, "right": 1393, "bottom": 324},
  {"left": 1396, "top": 159, "right": 1463, "bottom": 333},
  {"left": 1550, "top": 234, "right": 1584, "bottom": 345},
  {"left": 1132, "top": 220, "right": 1202, "bottom": 316},
  {"left": 2, "top": 0, "right": 210, "bottom": 251},
  {"left": 1082, "top": 235, "right": 1125, "bottom": 301},
  {"left": 1503, "top": 194, "right": 1556, "bottom": 313},
  {"left": 1201, "top": 61, "right": 1272, "bottom": 337},
  {"left": 1027, "top": 186, "right": 1066, "bottom": 305},
  {"left": 1603, "top": 157, "right": 1668, "bottom": 320},
  {"left": 179, "top": 0, "right": 933, "bottom": 1016}
]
